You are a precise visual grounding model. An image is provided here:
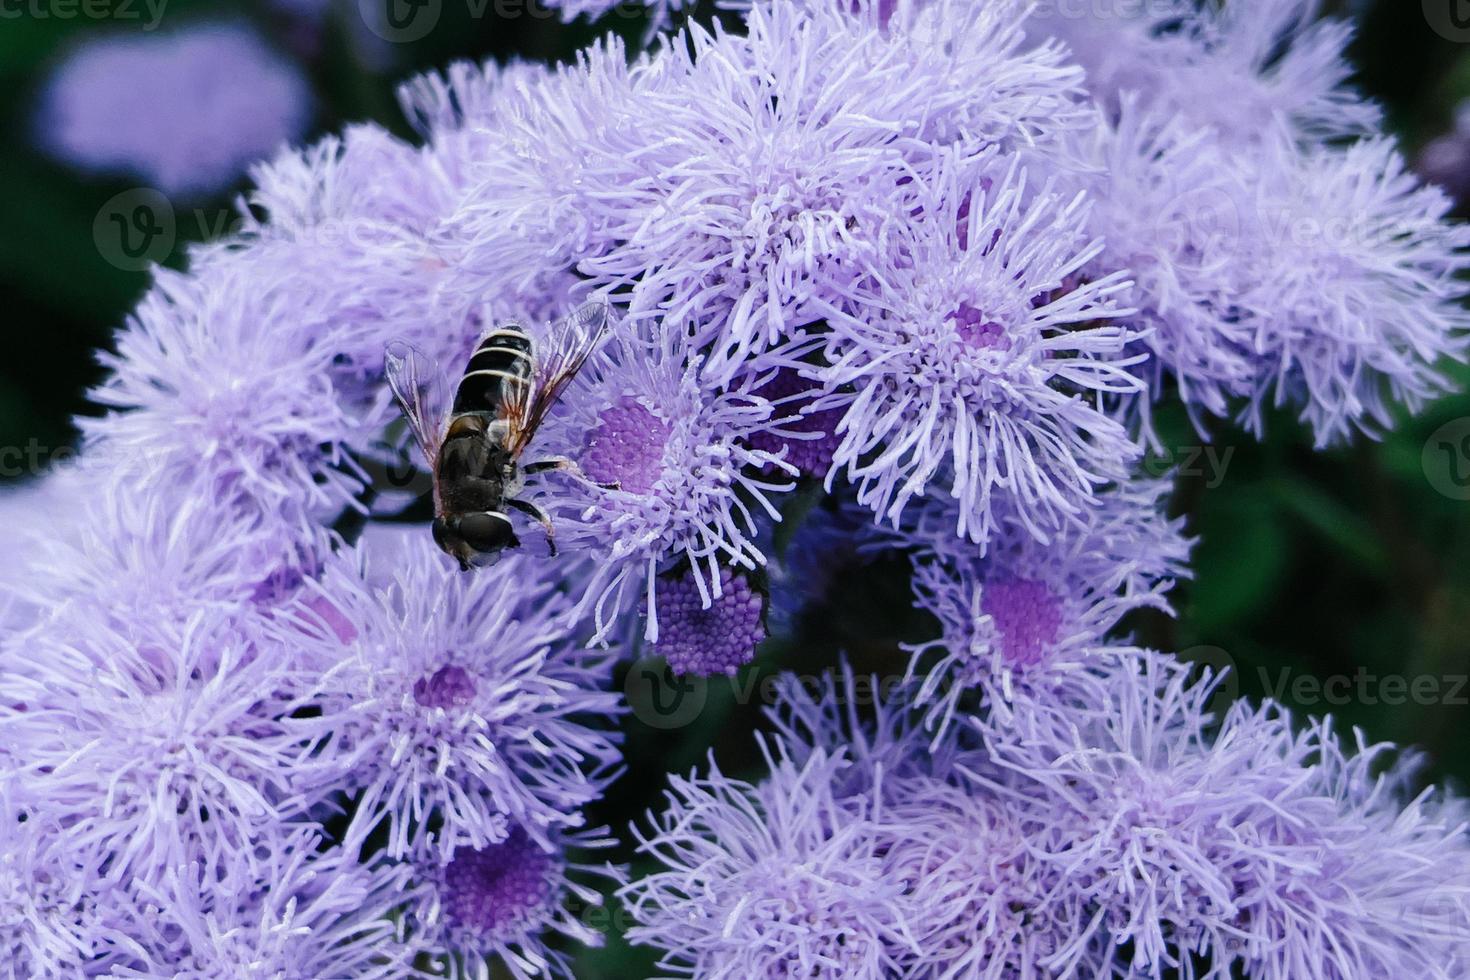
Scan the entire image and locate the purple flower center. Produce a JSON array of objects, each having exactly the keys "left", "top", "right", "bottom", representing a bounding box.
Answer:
[
  {"left": 442, "top": 829, "right": 556, "bottom": 940},
  {"left": 951, "top": 303, "right": 1010, "bottom": 351},
  {"left": 581, "top": 396, "right": 670, "bottom": 496},
  {"left": 655, "top": 568, "right": 766, "bottom": 677},
  {"left": 981, "top": 578, "right": 1061, "bottom": 668},
  {"left": 413, "top": 664, "right": 477, "bottom": 709}
]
